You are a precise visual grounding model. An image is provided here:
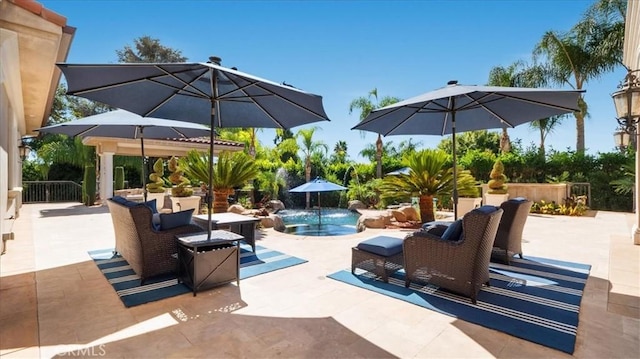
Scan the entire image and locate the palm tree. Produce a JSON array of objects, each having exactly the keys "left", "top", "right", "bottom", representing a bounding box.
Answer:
[
  {"left": 487, "top": 61, "right": 525, "bottom": 153},
  {"left": 181, "top": 150, "right": 259, "bottom": 213},
  {"left": 297, "top": 127, "right": 328, "bottom": 208},
  {"left": 530, "top": 115, "right": 563, "bottom": 157},
  {"left": 37, "top": 135, "right": 97, "bottom": 178},
  {"left": 378, "top": 149, "right": 478, "bottom": 224},
  {"left": 349, "top": 88, "right": 401, "bottom": 178},
  {"left": 332, "top": 140, "right": 348, "bottom": 163},
  {"left": 534, "top": 0, "right": 625, "bottom": 152}
]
